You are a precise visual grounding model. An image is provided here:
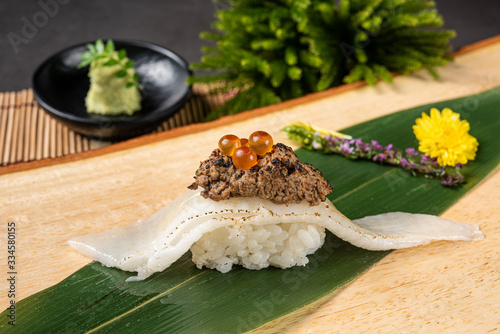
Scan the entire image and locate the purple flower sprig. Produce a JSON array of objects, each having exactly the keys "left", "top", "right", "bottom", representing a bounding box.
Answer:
[{"left": 281, "top": 124, "right": 465, "bottom": 187}]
